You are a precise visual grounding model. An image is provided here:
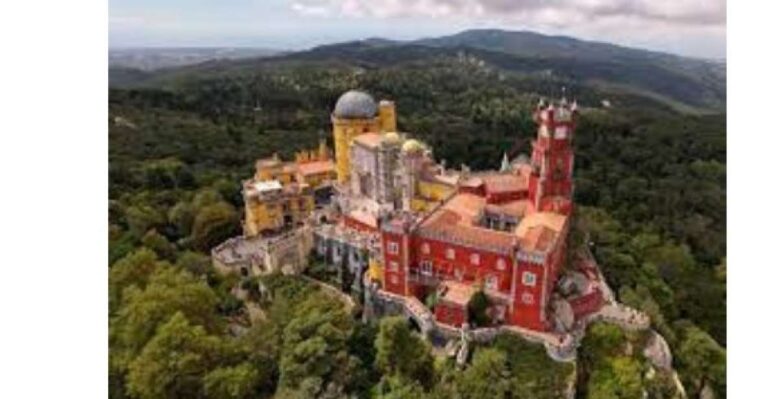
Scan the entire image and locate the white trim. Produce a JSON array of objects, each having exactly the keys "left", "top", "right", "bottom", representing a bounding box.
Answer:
[
  {"left": 470, "top": 253, "right": 480, "bottom": 265},
  {"left": 484, "top": 275, "right": 499, "bottom": 292},
  {"left": 420, "top": 260, "right": 433, "bottom": 275},
  {"left": 387, "top": 241, "right": 399, "bottom": 255},
  {"left": 523, "top": 271, "right": 537, "bottom": 286}
]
